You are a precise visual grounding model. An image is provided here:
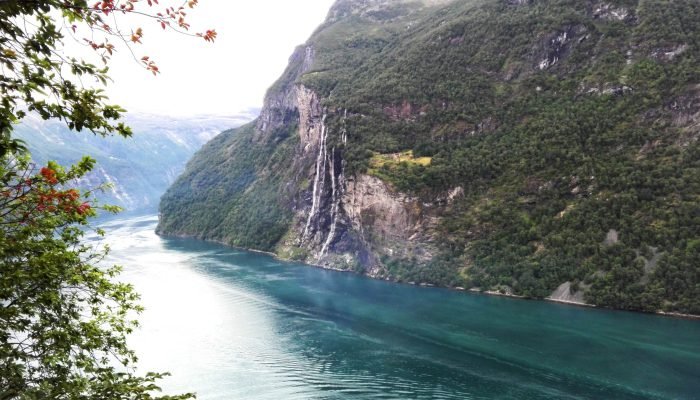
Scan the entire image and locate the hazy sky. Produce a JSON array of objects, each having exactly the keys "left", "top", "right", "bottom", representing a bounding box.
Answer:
[{"left": 68, "top": 1, "right": 336, "bottom": 117}]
